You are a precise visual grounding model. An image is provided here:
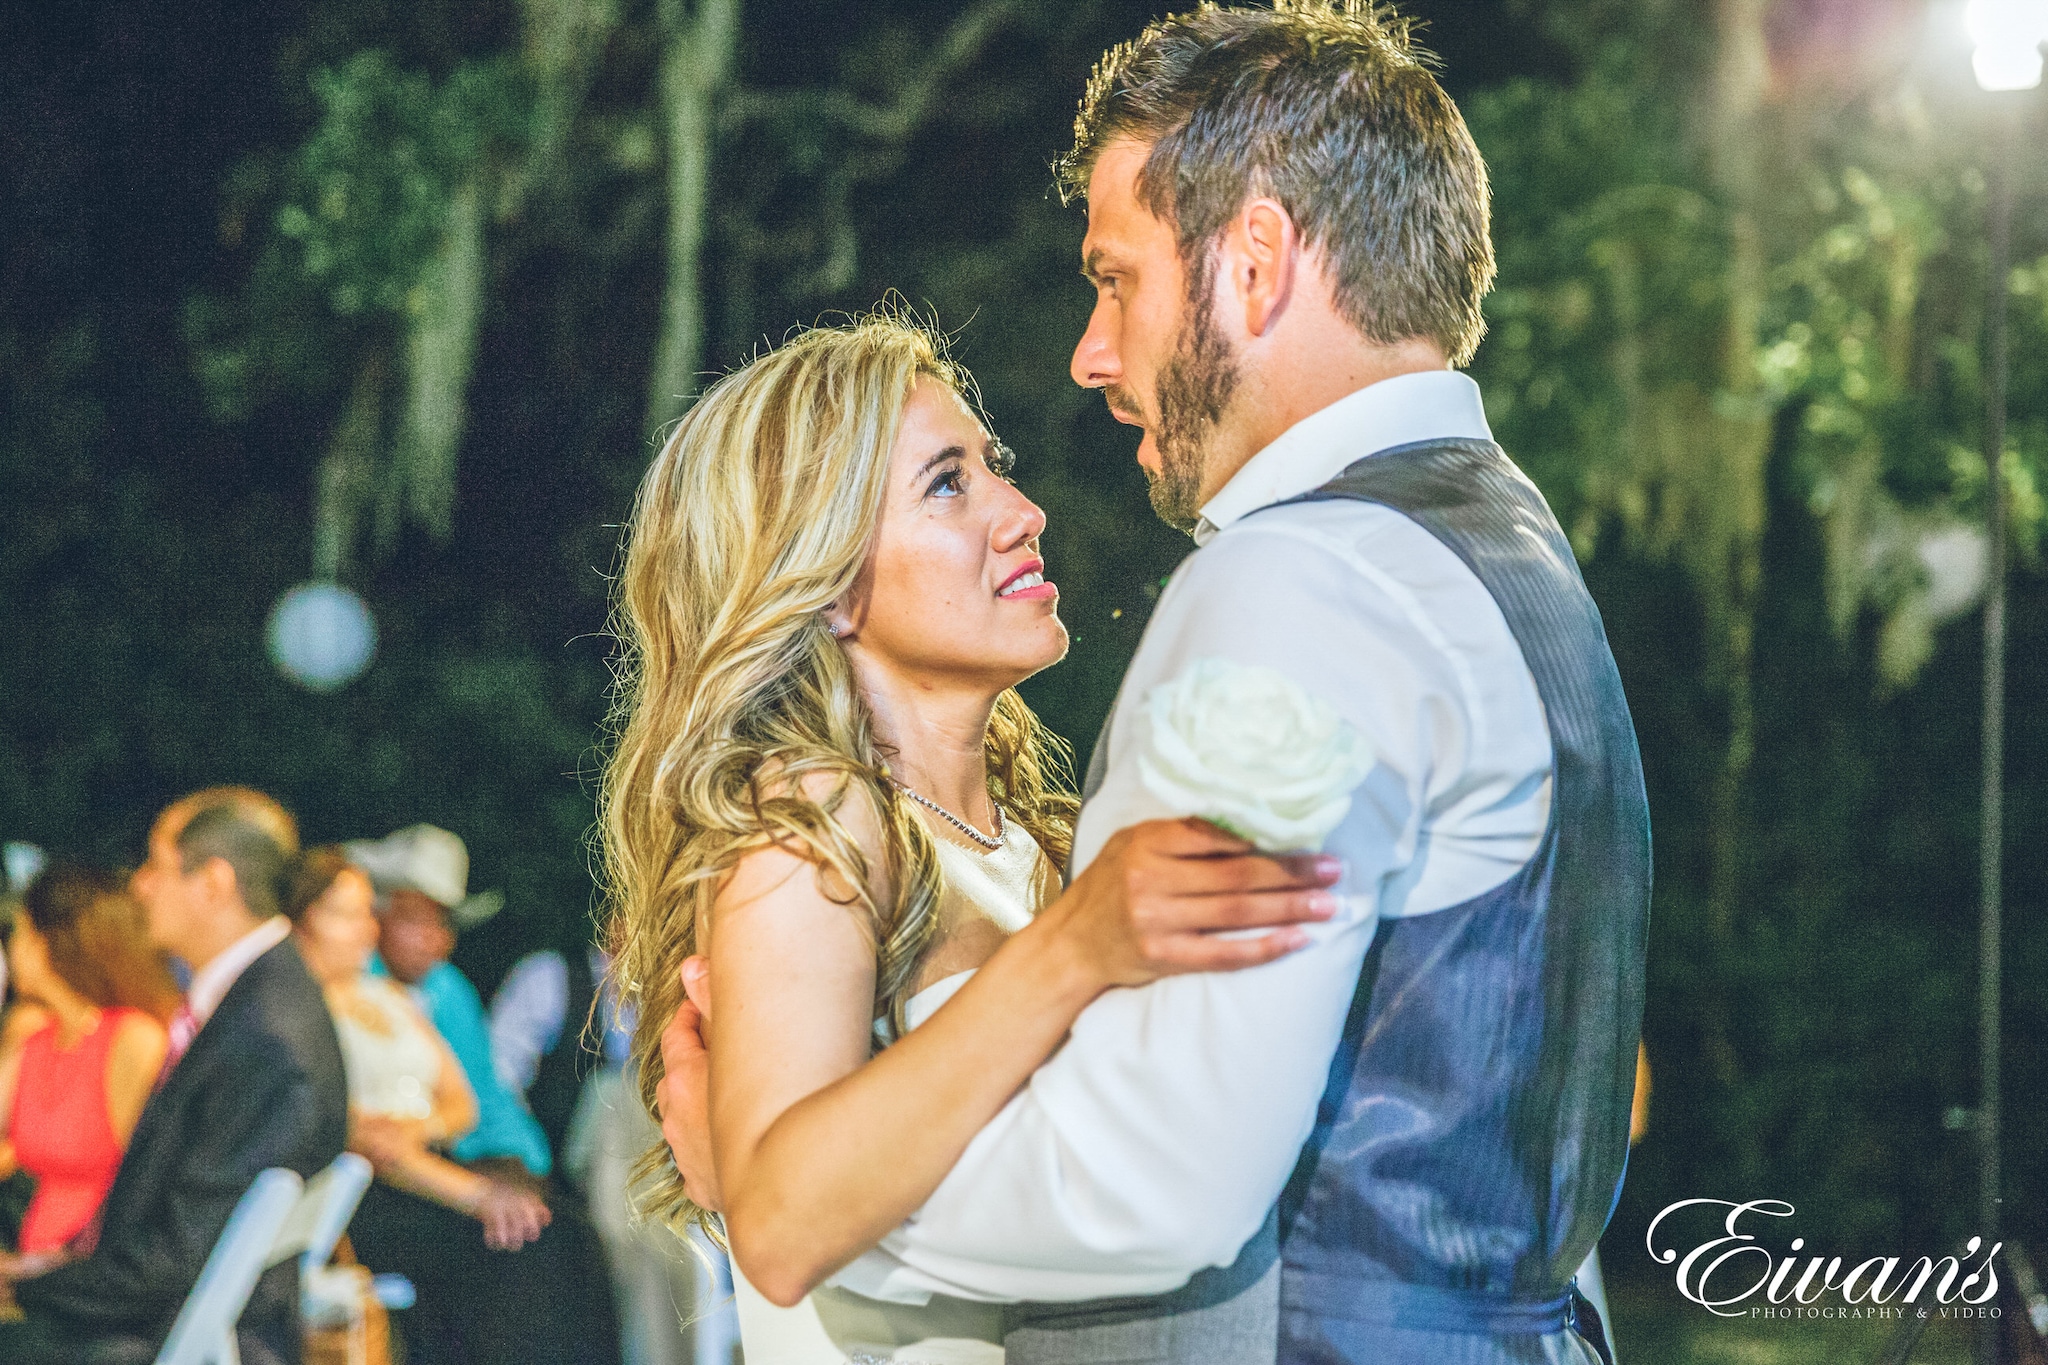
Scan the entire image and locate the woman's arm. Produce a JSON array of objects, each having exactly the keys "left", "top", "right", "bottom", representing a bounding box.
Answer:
[
  {"left": 420, "top": 1022, "right": 479, "bottom": 1148},
  {"left": 103, "top": 1012, "right": 169, "bottom": 1146},
  {"left": 709, "top": 813, "right": 1340, "bottom": 1308},
  {"left": 351, "top": 1119, "right": 551, "bottom": 1250},
  {"left": 0, "top": 1004, "right": 37, "bottom": 1147}
]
